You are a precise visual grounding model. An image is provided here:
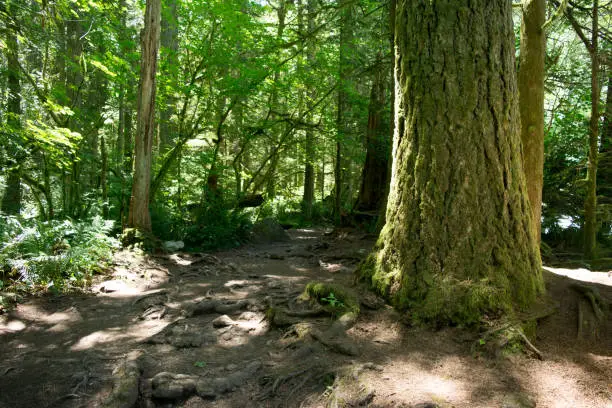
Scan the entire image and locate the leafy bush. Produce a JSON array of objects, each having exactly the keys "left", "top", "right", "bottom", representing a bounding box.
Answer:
[
  {"left": 183, "top": 198, "right": 252, "bottom": 250},
  {"left": 0, "top": 215, "right": 119, "bottom": 291},
  {"left": 256, "top": 196, "right": 332, "bottom": 227}
]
